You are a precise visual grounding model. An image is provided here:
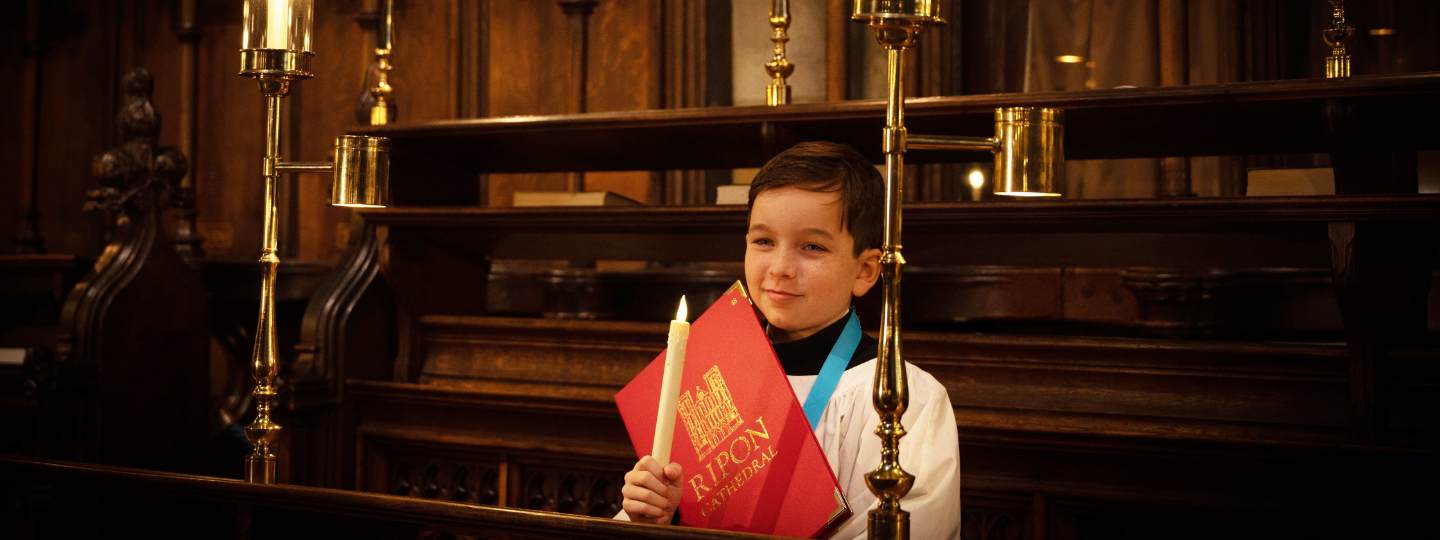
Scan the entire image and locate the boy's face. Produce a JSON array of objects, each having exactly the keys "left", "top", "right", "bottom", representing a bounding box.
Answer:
[{"left": 745, "top": 186, "right": 881, "bottom": 342}]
